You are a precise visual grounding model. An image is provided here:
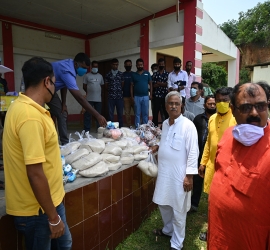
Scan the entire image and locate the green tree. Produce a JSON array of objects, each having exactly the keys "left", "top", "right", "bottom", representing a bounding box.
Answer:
[
  {"left": 236, "top": 1, "right": 270, "bottom": 45},
  {"left": 219, "top": 1, "right": 270, "bottom": 45},
  {"left": 202, "top": 63, "right": 227, "bottom": 91},
  {"left": 239, "top": 68, "right": 250, "bottom": 84},
  {"left": 219, "top": 19, "right": 239, "bottom": 42}
]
